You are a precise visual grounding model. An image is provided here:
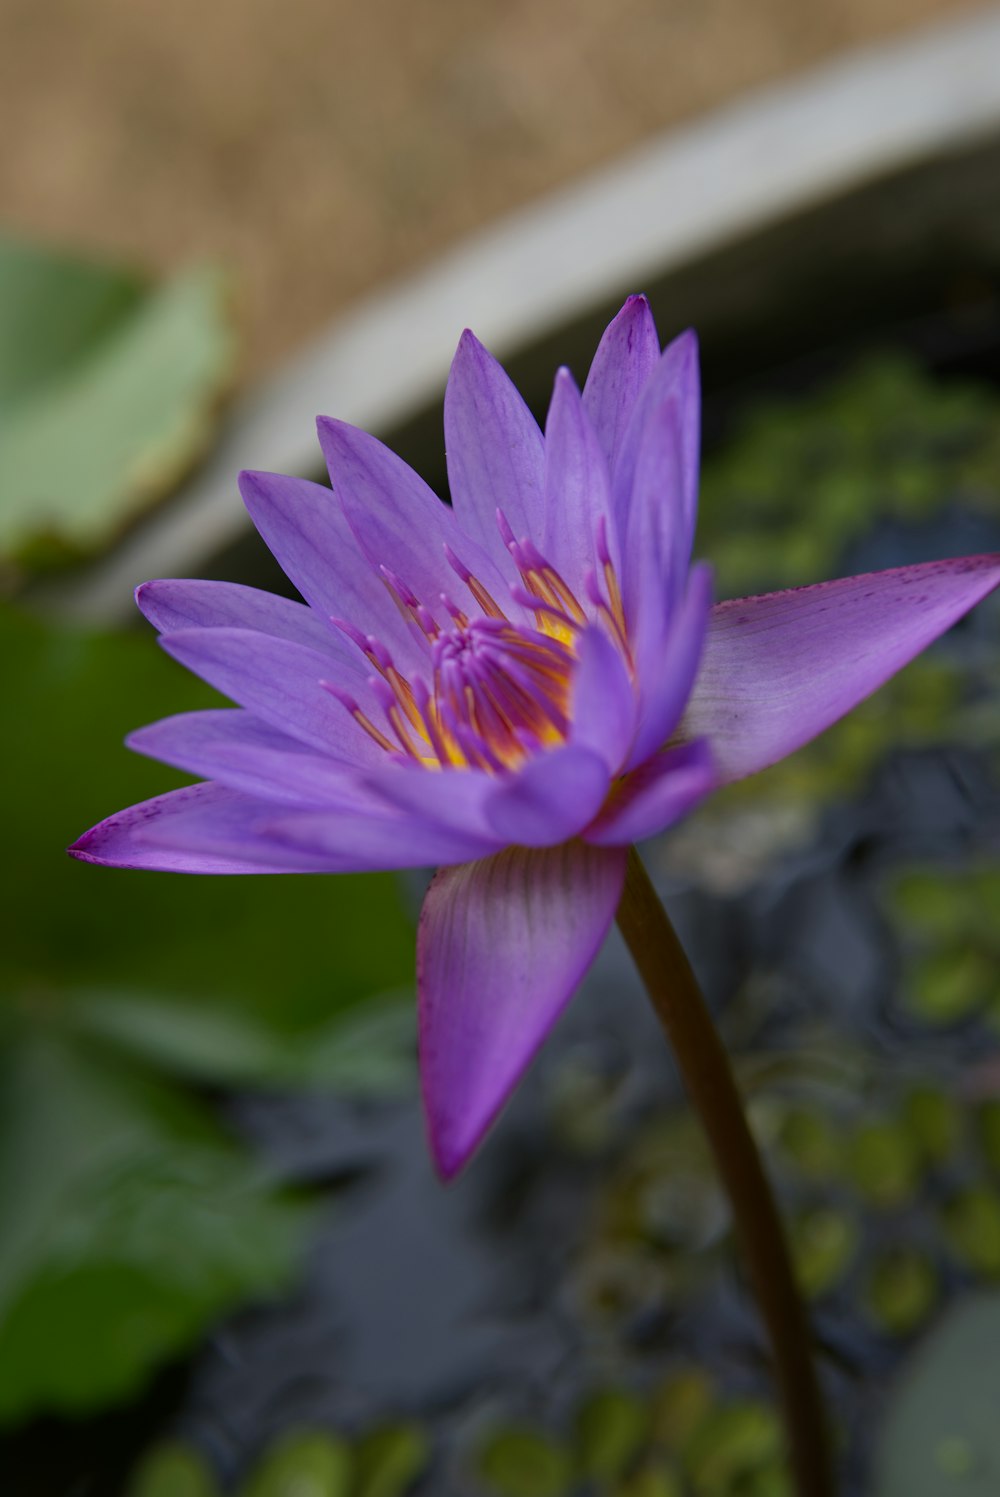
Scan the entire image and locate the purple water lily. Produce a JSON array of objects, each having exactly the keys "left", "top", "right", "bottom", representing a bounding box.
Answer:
[{"left": 71, "top": 296, "right": 1000, "bottom": 1177}]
